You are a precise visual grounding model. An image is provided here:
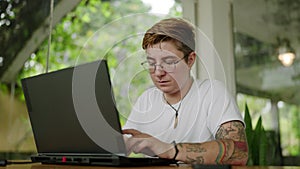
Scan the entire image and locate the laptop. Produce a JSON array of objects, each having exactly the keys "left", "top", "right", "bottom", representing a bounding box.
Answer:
[{"left": 21, "top": 60, "right": 176, "bottom": 166}]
